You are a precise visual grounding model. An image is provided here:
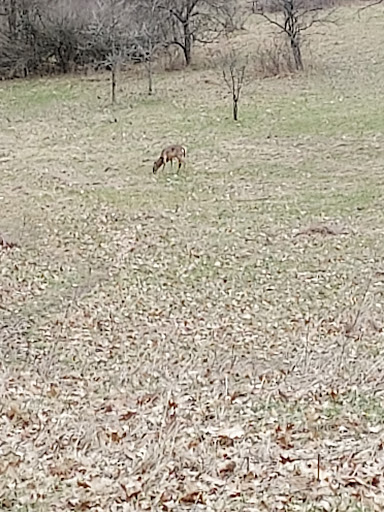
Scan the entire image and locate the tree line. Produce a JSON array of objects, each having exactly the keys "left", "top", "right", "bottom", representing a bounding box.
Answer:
[
  {"left": 0, "top": 0, "right": 341, "bottom": 81},
  {"left": 0, "top": 0, "right": 241, "bottom": 78}
]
